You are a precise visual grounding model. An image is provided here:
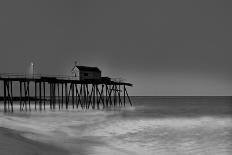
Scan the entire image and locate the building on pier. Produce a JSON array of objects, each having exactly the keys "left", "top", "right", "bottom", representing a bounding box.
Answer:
[
  {"left": 71, "top": 61, "right": 101, "bottom": 80},
  {"left": 76, "top": 66, "right": 101, "bottom": 80}
]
